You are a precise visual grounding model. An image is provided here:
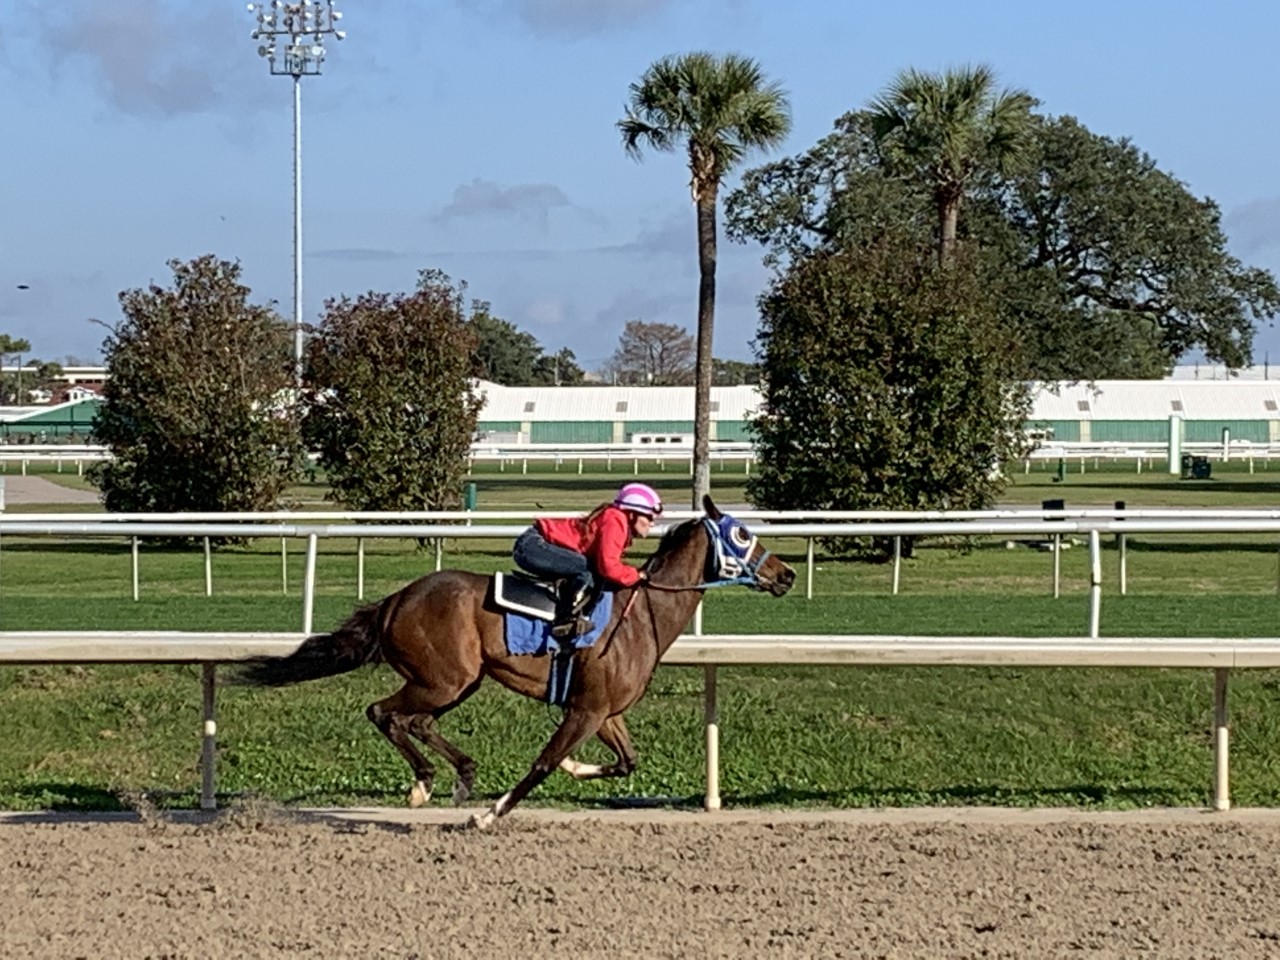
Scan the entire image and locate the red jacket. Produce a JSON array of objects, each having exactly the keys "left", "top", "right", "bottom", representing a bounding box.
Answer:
[{"left": 536, "top": 506, "right": 641, "bottom": 588}]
